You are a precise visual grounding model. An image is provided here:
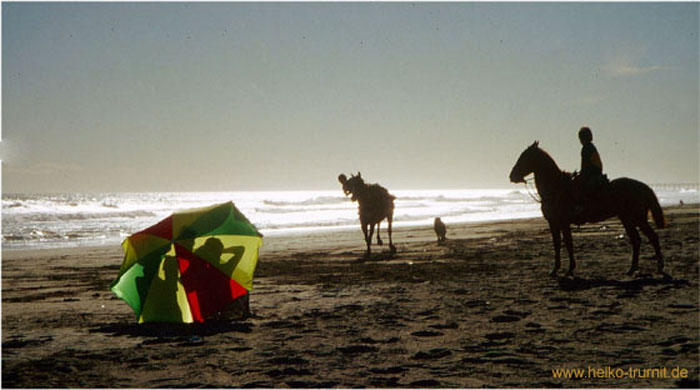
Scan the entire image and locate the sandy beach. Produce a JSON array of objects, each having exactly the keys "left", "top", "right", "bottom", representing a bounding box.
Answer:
[{"left": 2, "top": 205, "right": 698, "bottom": 388}]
